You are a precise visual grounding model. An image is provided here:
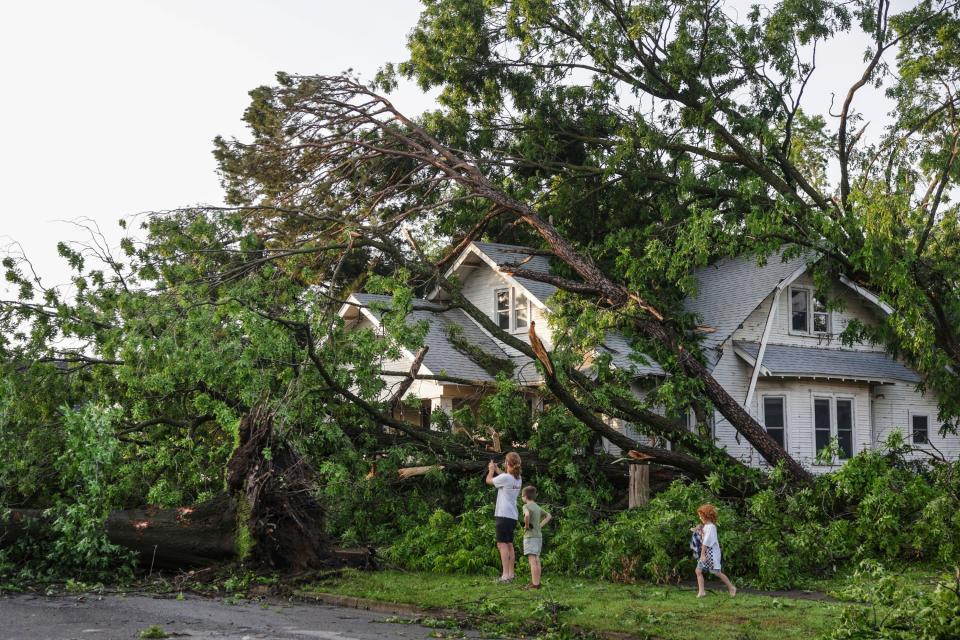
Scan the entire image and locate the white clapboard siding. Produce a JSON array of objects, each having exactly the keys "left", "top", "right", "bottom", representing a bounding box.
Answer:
[
  {"left": 735, "top": 273, "right": 887, "bottom": 351},
  {"left": 873, "top": 381, "right": 959, "bottom": 461},
  {"left": 458, "top": 260, "right": 554, "bottom": 350},
  {"left": 708, "top": 281, "right": 960, "bottom": 470}
]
